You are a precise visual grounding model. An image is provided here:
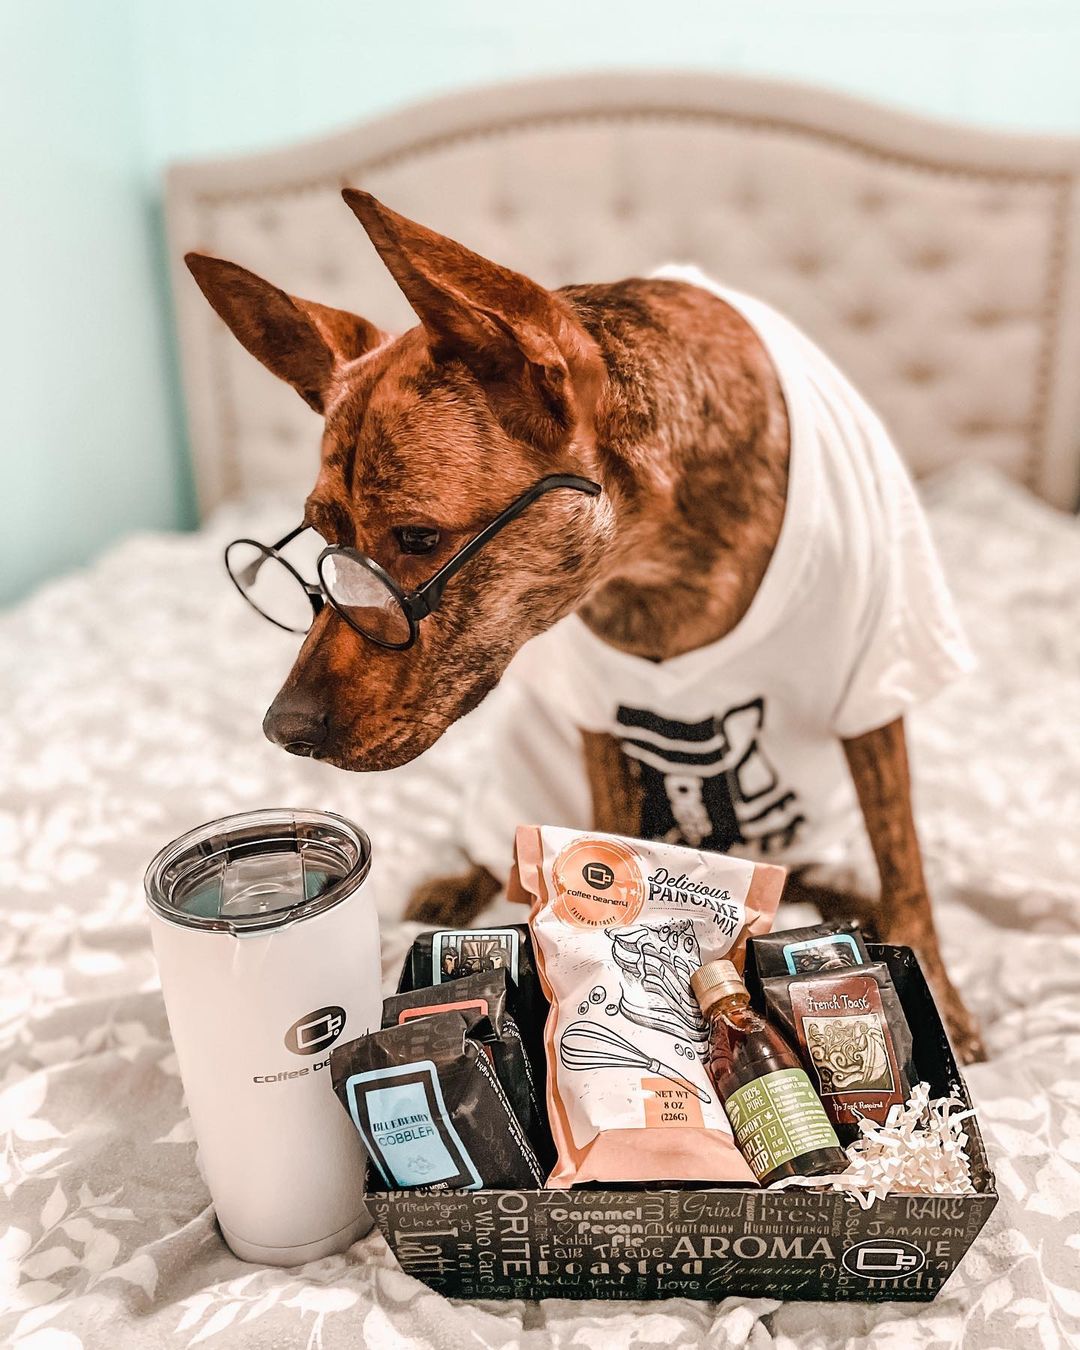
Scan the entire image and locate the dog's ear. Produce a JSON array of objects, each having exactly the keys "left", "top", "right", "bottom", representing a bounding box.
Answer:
[
  {"left": 184, "top": 254, "right": 385, "bottom": 413},
  {"left": 342, "top": 190, "right": 597, "bottom": 441}
]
